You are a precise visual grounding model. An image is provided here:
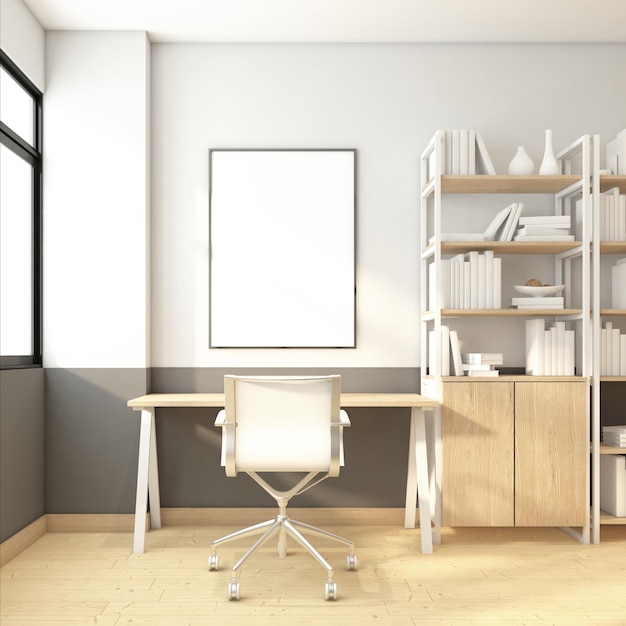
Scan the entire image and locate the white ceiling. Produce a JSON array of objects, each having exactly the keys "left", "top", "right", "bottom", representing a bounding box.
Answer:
[{"left": 22, "top": 0, "right": 626, "bottom": 43}]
